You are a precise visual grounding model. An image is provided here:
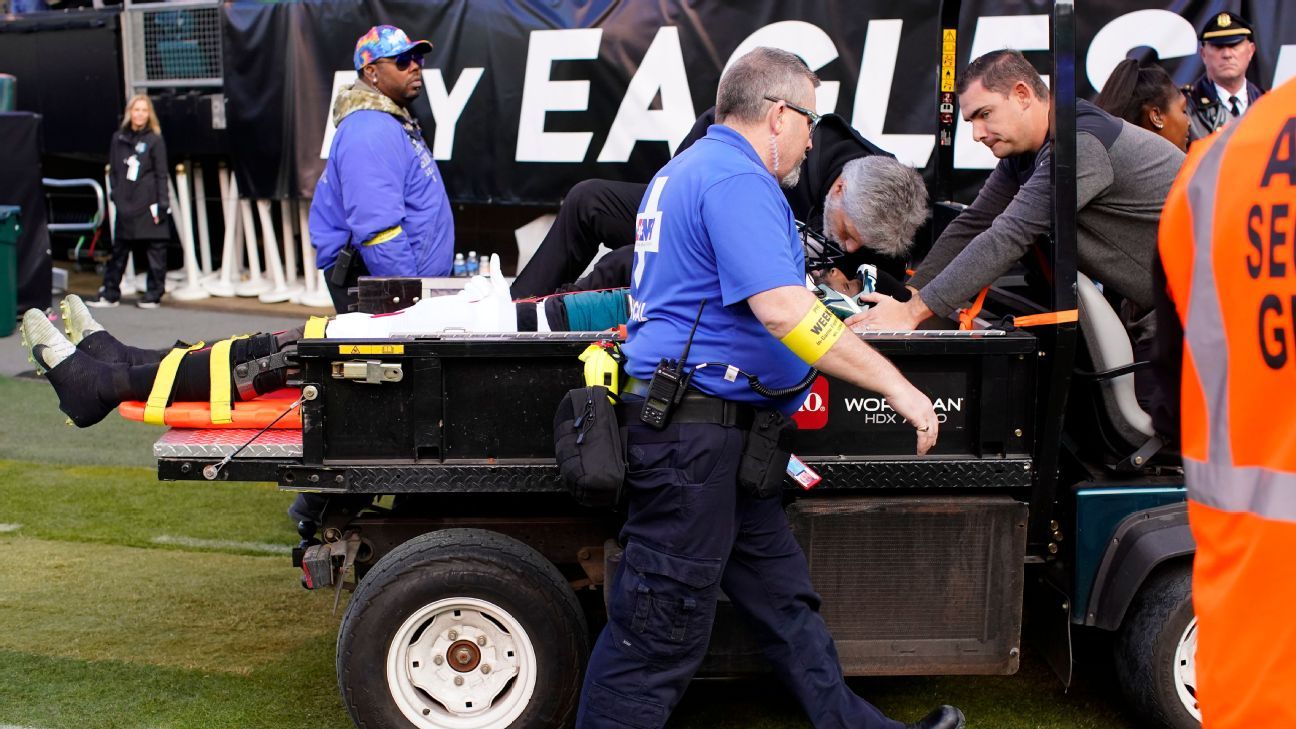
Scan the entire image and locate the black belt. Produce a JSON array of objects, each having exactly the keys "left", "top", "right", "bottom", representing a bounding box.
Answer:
[{"left": 617, "top": 391, "right": 755, "bottom": 428}]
